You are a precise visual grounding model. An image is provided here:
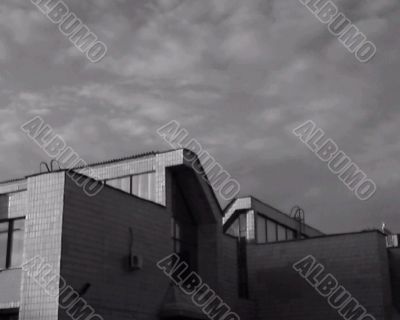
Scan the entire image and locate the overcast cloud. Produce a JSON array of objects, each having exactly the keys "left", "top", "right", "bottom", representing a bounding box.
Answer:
[{"left": 0, "top": 0, "right": 399, "bottom": 233}]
